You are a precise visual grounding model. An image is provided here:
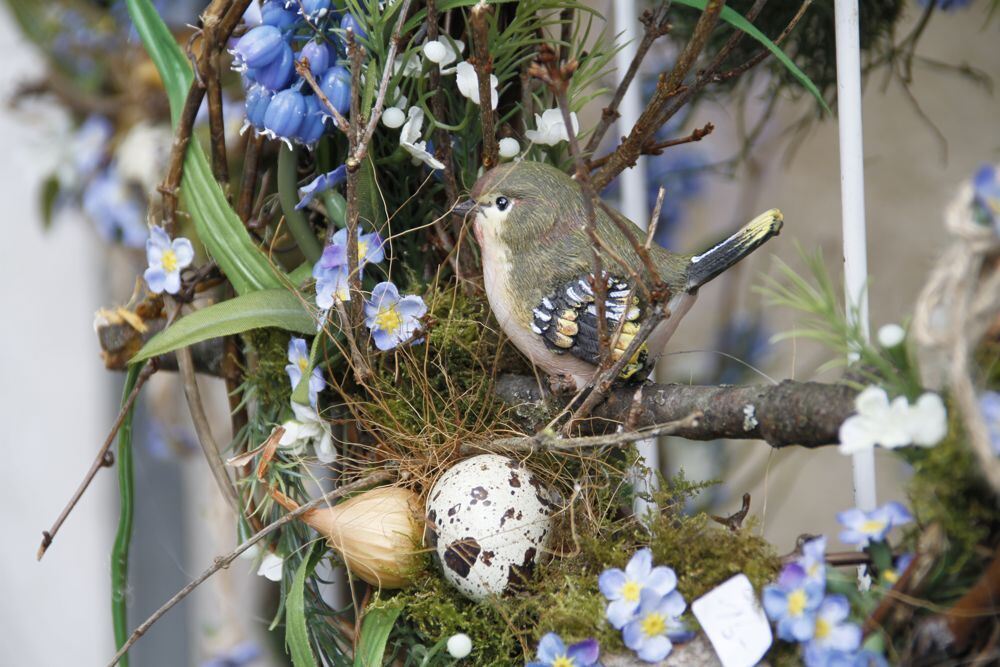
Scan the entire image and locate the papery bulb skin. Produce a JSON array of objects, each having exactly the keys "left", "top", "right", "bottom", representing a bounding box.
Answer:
[{"left": 272, "top": 486, "right": 423, "bottom": 589}]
